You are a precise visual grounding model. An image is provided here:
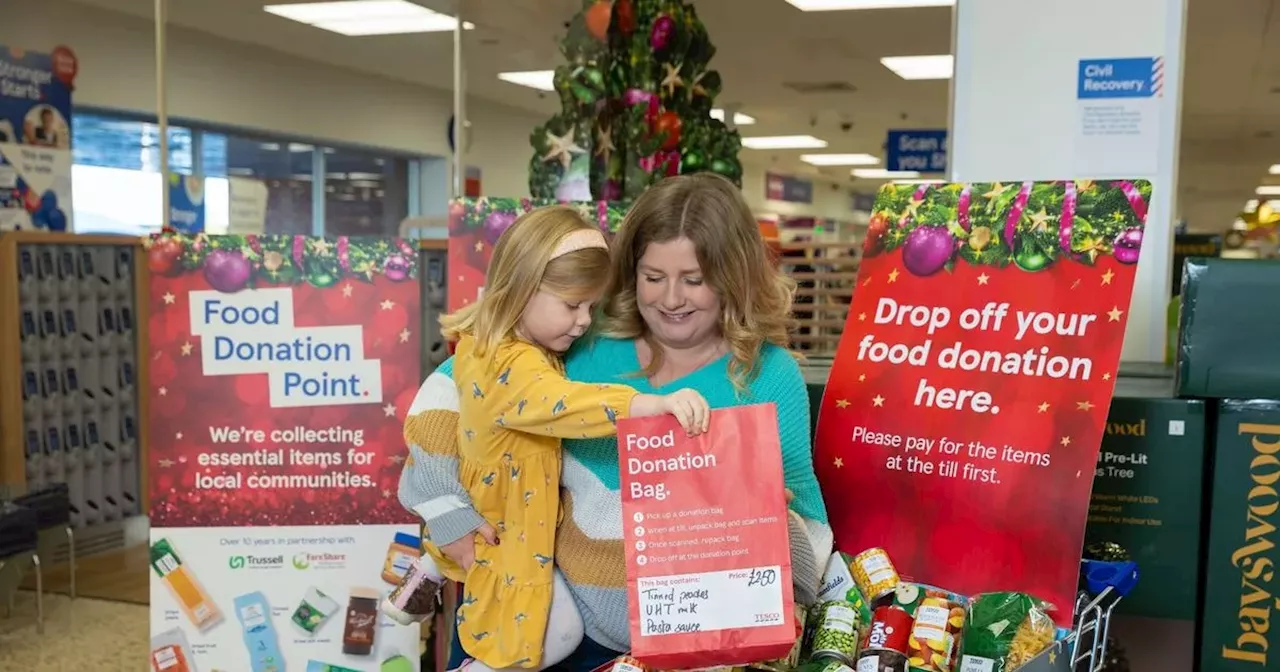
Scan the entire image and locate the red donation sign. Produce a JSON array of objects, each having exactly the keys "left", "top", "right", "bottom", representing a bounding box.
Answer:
[
  {"left": 619, "top": 405, "right": 796, "bottom": 670},
  {"left": 814, "top": 180, "right": 1151, "bottom": 625}
]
